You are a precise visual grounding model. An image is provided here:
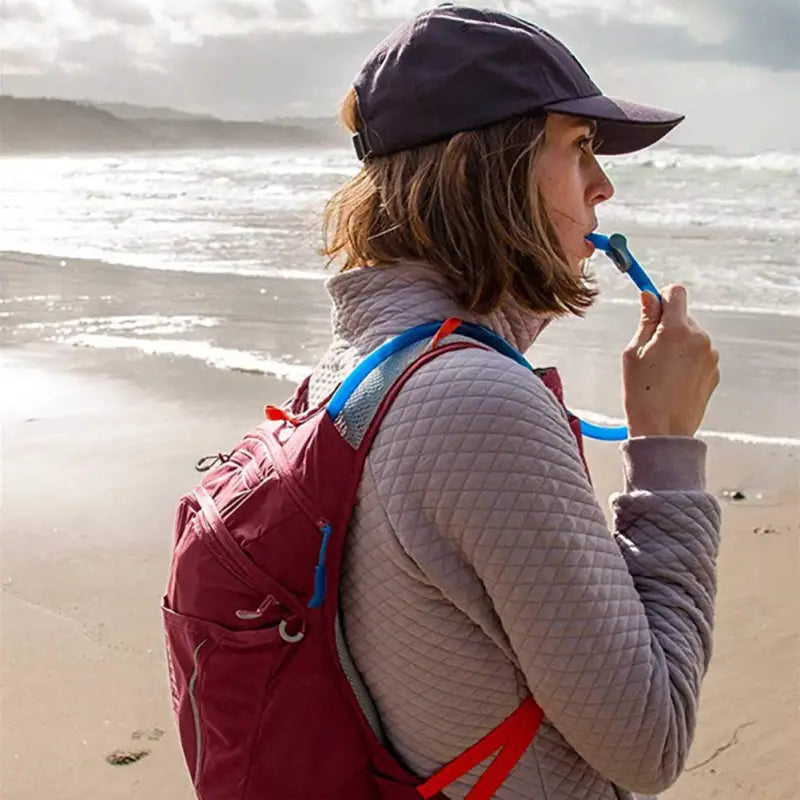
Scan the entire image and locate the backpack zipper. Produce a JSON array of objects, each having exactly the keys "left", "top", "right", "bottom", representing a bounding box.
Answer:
[
  {"left": 308, "top": 522, "right": 333, "bottom": 609},
  {"left": 252, "top": 431, "right": 335, "bottom": 608},
  {"left": 193, "top": 484, "right": 310, "bottom": 622}
]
